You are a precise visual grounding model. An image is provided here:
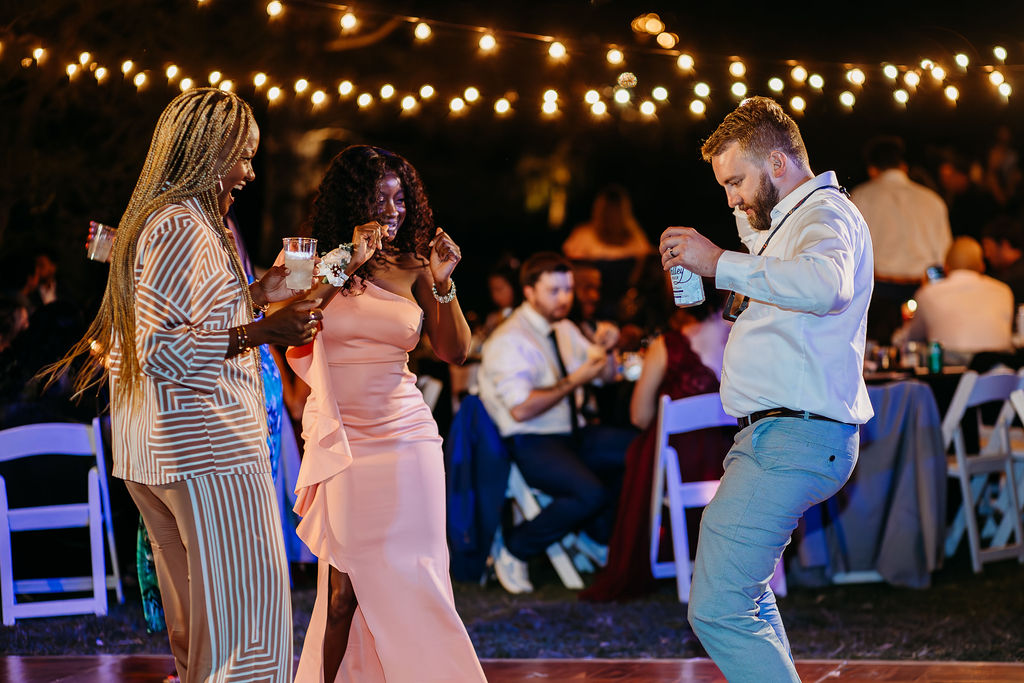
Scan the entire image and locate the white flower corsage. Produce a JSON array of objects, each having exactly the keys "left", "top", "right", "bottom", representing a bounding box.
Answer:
[{"left": 315, "top": 243, "right": 354, "bottom": 286}]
